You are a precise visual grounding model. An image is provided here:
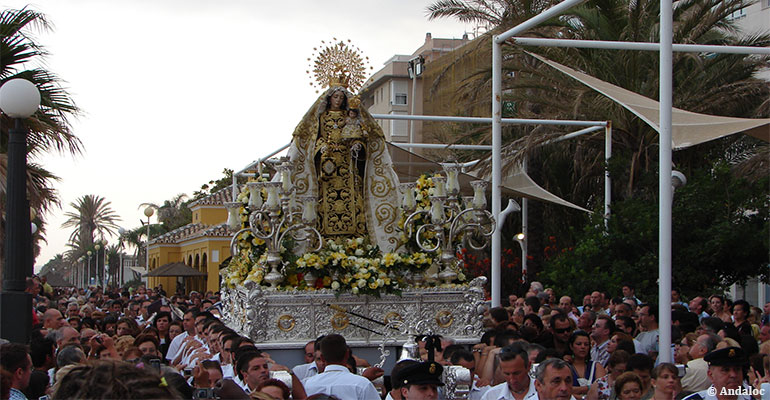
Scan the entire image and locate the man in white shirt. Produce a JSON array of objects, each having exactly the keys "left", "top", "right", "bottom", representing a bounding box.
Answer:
[
  {"left": 166, "top": 310, "right": 196, "bottom": 363},
  {"left": 394, "top": 361, "right": 445, "bottom": 400},
  {"left": 481, "top": 342, "right": 538, "bottom": 400},
  {"left": 292, "top": 336, "right": 326, "bottom": 383},
  {"left": 533, "top": 358, "right": 575, "bottom": 400},
  {"left": 234, "top": 350, "right": 270, "bottom": 394},
  {"left": 681, "top": 333, "right": 721, "bottom": 392},
  {"left": 303, "top": 334, "right": 380, "bottom": 399}
]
